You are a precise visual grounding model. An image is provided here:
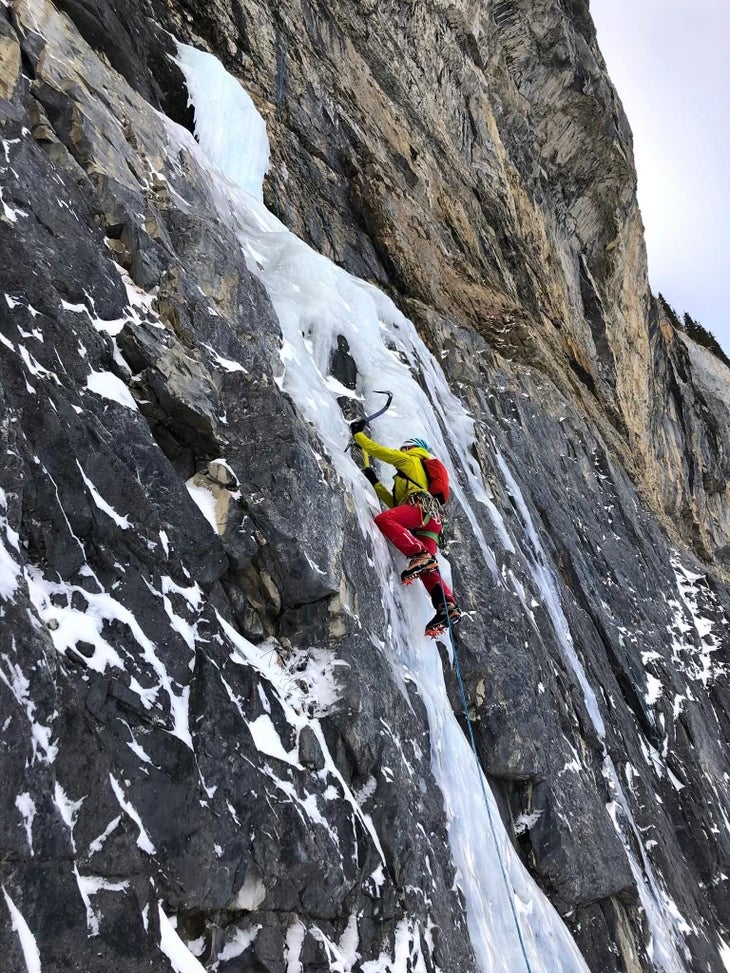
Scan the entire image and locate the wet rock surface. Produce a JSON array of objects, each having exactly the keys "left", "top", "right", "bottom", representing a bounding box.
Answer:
[{"left": 1, "top": 1, "right": 729, "bottom": 972}]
